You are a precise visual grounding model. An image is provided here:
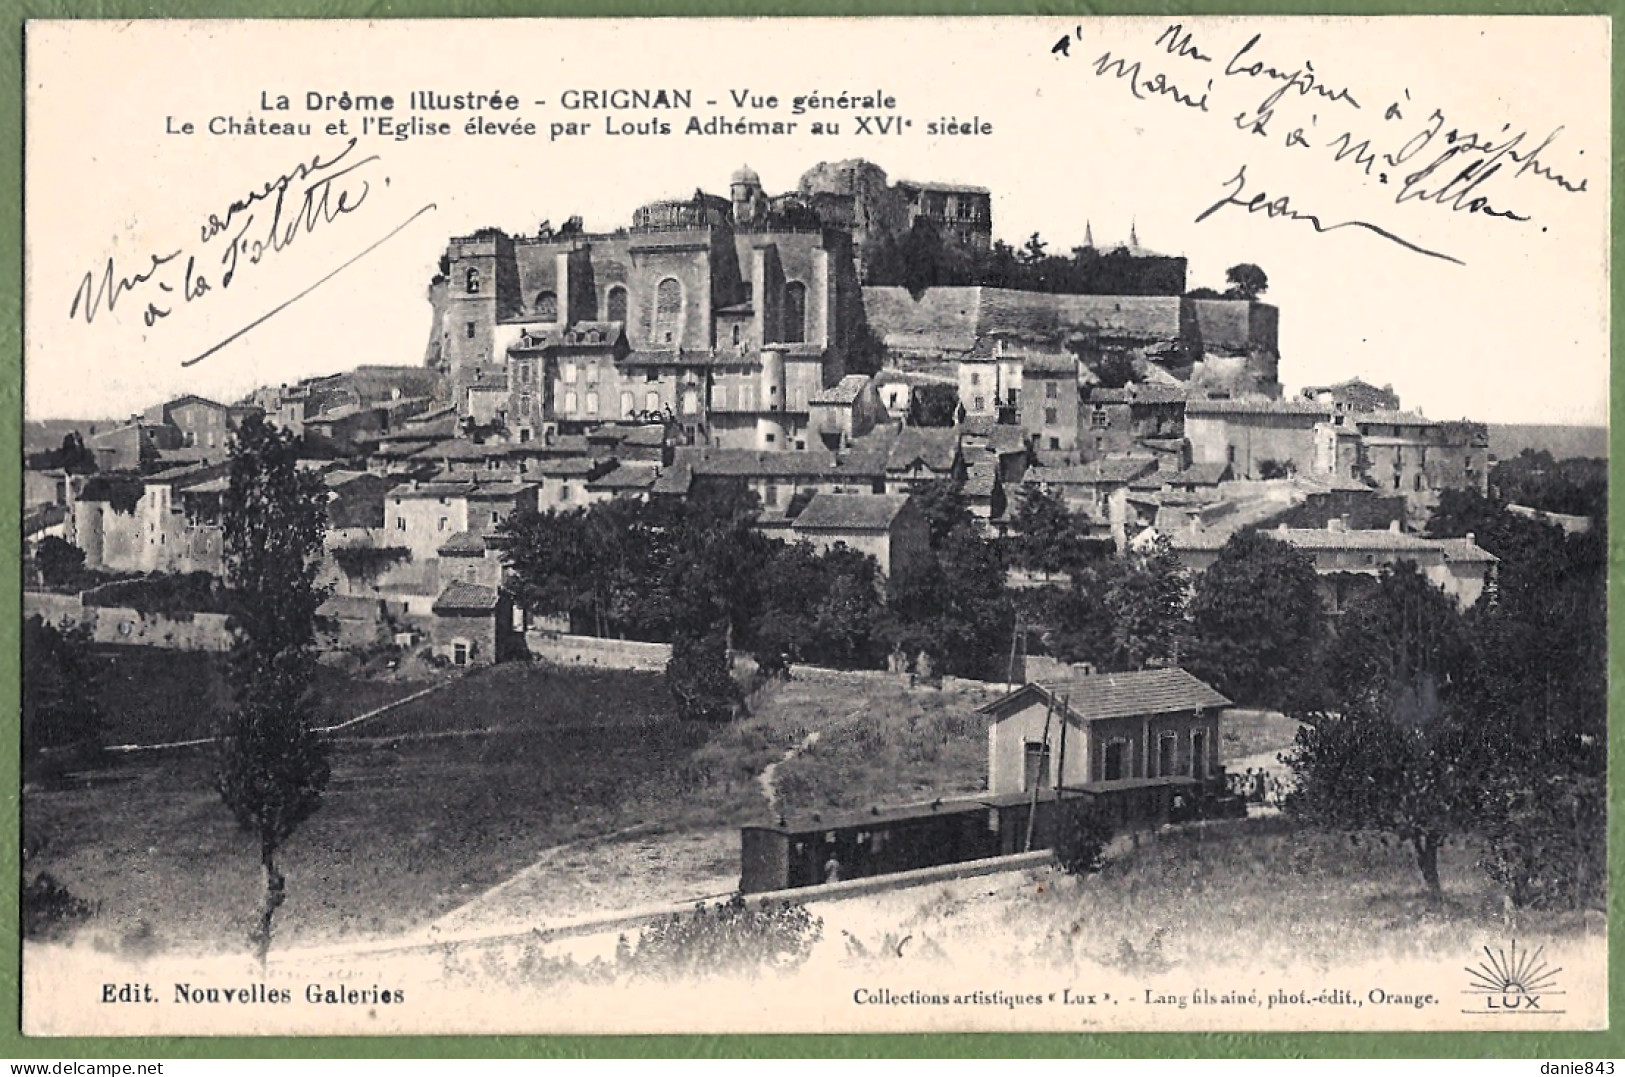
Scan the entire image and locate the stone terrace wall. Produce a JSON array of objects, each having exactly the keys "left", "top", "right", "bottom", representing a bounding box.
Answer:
[
  {"left": 24, "top": 592, "right": 233, "bottom": 651},
  {"left": 525, "top": 631, "right": 672, "bottom": 671}
]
